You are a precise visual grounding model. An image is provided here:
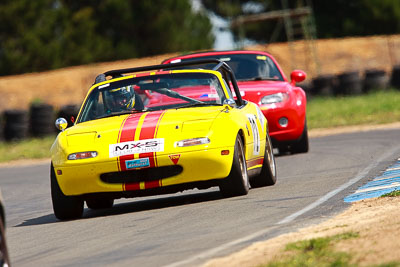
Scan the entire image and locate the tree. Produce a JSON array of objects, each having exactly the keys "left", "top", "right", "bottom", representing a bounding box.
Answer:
[
  {"left": 202, "top": 0, "right": 400, "bottom": 43},
  {"left": 0, "top": 0, "right": 214, "bottom": 76}
]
